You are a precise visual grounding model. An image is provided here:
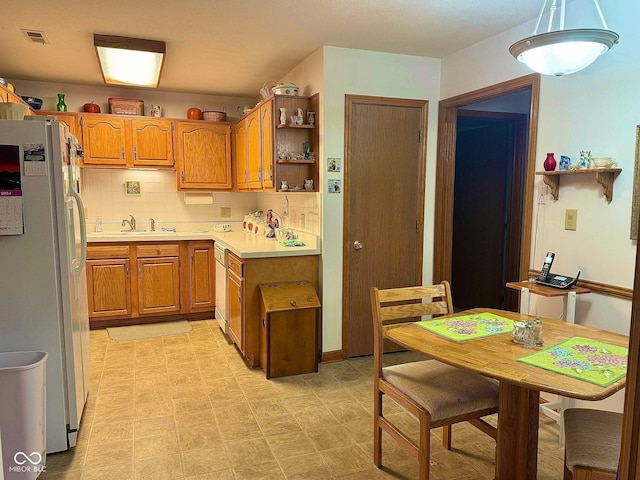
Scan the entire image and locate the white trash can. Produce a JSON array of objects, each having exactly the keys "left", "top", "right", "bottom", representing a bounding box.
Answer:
[{"left": 0, "top": 352, "right": 47, "bottom": 480}]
